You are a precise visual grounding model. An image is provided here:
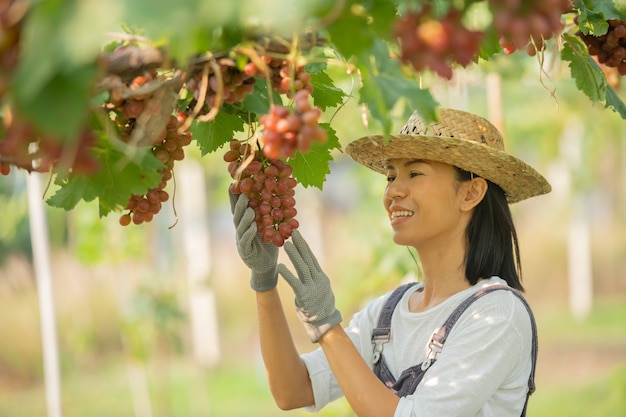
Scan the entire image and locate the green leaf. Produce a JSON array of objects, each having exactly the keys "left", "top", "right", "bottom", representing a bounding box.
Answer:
[
  {"left": 309, "top": 70, "right": 346, "bottom": 110},
  {"left": 325, "top": 0, "right": 378, "bottom": 58},
  {"left": 356, "top": 39, "right": 438, "bottom": 134},
  {"left": 47, "top": 139, "right": 164, "bottom": 217},
  {"left": 288, "top": 123, "right": 340, "bottom": 189},
  {"left": 574, "top": 0, "right": 626, "bottom": 35},
  {"left": 604, "top": 85, "right": 626, "bottom": 118},
  {"left": 191, "top": 111, "right": 245, "bottom": 156},
  {"left": 14, "top": 66, "right": 97, "bottom": 141},
  {"left": 561, "top": 34, "right": 607, "bottom": 104},
  {"left": 561, "top": 33, "right": 626, "bottom": 119},
  {"left": 241, "top": 78, "right": 281, "bottom": 116},
  {"left": 12, "top": 0, "right": 100, "bottom": 140}
]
